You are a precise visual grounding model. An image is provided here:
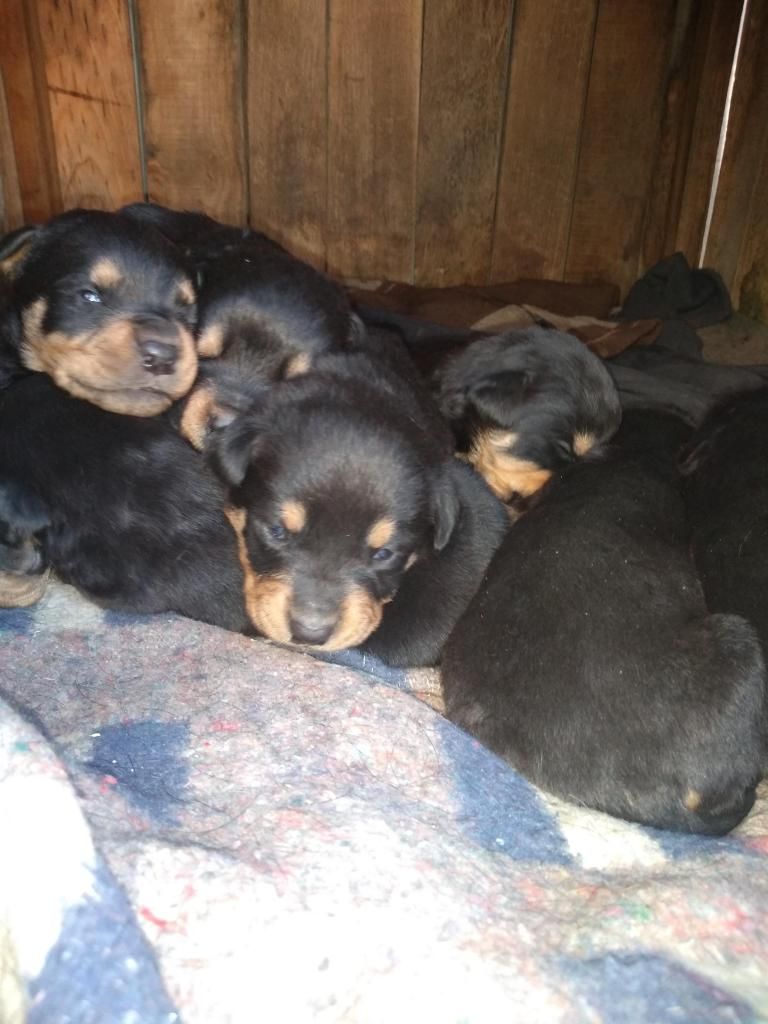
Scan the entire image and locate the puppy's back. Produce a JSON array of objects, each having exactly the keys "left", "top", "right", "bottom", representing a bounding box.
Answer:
[{"left": 443, "top": 411, "right": 765, "bottom": 834}]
